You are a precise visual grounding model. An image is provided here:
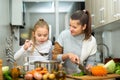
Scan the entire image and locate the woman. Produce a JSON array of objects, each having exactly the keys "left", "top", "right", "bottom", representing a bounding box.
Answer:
[{"left": 52, "top": 10, "right": 97, "bottom": 74}]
